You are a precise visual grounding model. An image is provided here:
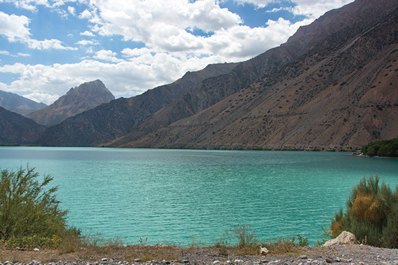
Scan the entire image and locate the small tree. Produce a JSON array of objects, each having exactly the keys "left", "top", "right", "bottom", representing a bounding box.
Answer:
[{"left": 0, "top": 167, "right": 68, "bottom": 243}]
